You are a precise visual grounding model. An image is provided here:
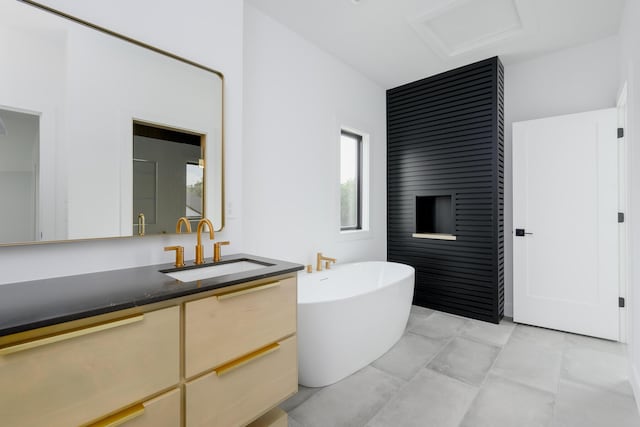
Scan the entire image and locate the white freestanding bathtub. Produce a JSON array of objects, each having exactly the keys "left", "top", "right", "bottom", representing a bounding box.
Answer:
[{"left": 297, "top": 261, "right": 415, "bottom": 387}]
